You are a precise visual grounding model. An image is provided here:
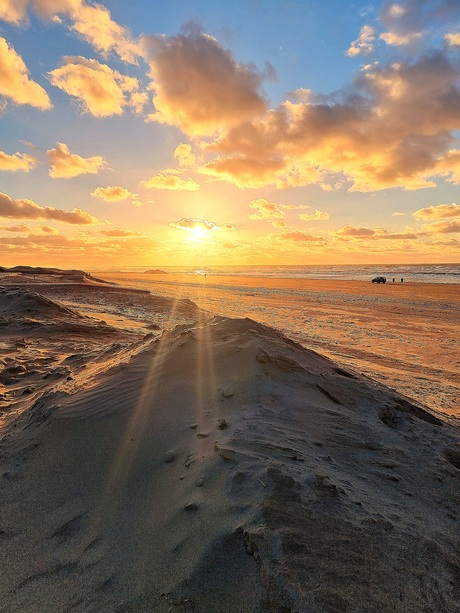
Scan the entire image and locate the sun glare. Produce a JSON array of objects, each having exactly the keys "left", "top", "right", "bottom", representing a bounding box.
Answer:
[{"left": 191, "top": 226, "right": 207, "bottom": 240}]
